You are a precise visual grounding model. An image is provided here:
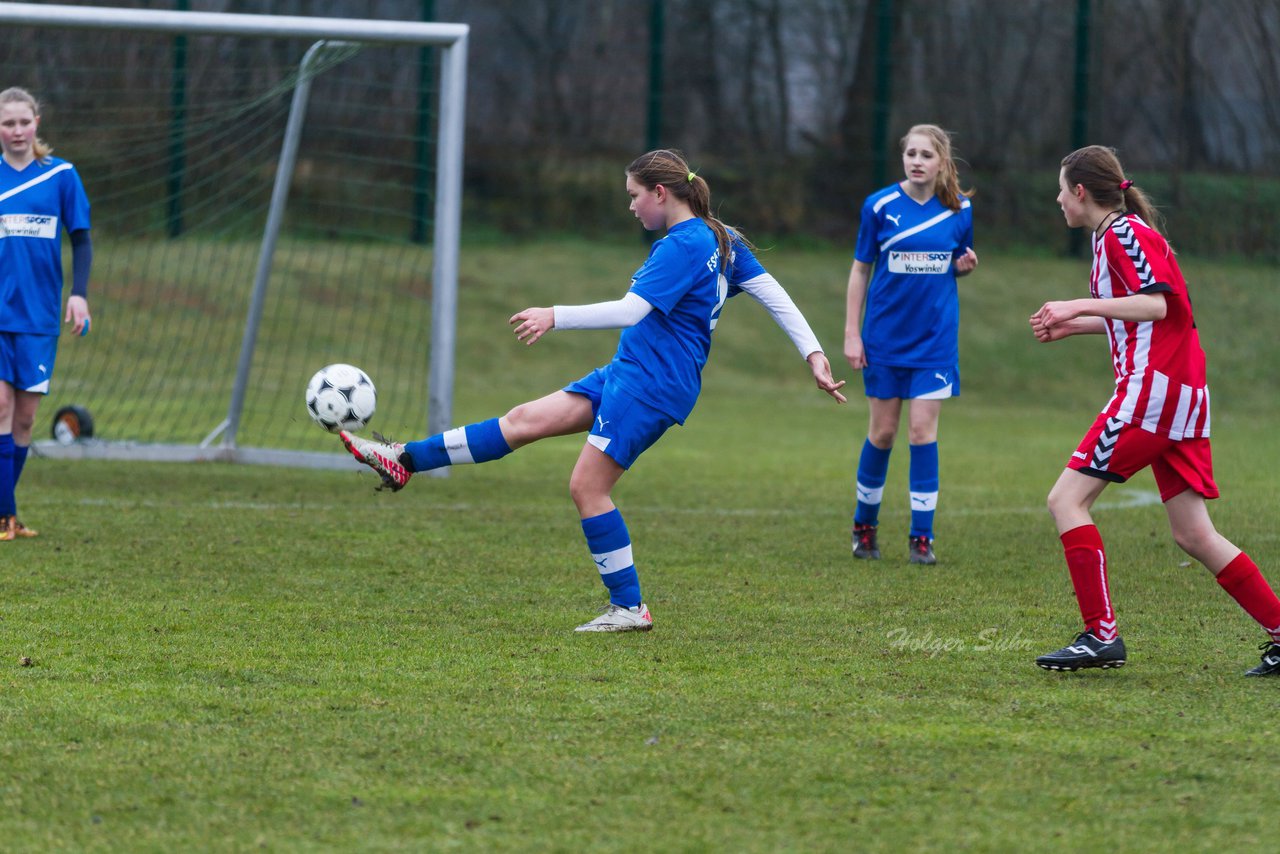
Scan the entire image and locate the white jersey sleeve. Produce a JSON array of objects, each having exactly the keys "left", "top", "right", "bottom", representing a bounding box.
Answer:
[
  {"left": 735, "top": 273, "right": 823, "bottom": 358},
  {"left": 553, "top": 291, "right": 654, "bottom": 330}
]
